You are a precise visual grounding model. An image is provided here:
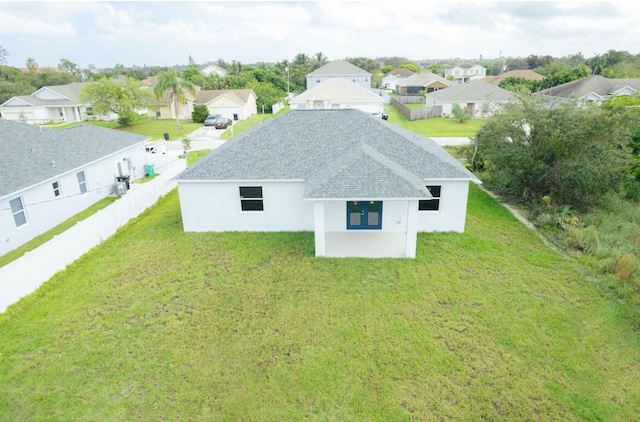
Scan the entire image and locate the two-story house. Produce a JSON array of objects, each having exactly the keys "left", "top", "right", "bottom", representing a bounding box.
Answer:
[{"left": 444, "top": 64, "right": 487, "bottom": 85}]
